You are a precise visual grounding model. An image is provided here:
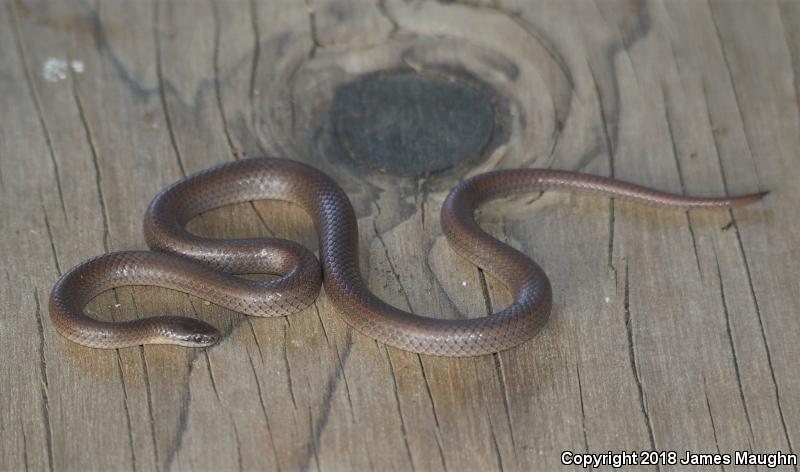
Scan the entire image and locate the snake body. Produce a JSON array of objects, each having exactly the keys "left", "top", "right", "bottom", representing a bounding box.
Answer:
[{"left": 49, "top": 157, "right": 766, "bottom": 356}]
